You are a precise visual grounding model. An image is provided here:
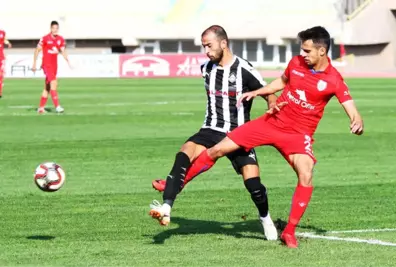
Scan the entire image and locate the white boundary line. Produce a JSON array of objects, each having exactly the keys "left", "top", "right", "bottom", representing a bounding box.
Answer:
[
  {"left": 328, "top": 228, "right": 396, "bottom": 234},
  {"left": 296, "top": 228, "right": 396, "bottom": 247}
]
